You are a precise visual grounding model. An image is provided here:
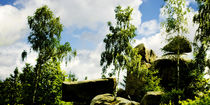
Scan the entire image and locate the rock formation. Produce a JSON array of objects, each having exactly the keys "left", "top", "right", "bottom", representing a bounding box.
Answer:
[
  {"left": 140, "top": 91, "right": 164, "bottom": 105},
  {"left": 135, "top": 43, "right": 156, "bottom": 63},
  {"left": 62, "top": 78, "right": 116, "bottom": 103},
  {"left": 90, "top": 93, "right": 140, "bottom": 105},
  {"left": 126, "top": 43, "right": 157, "bottom": 101},
  {"left": 154, "top": 58, "right": 193, "bottom": 90}
]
